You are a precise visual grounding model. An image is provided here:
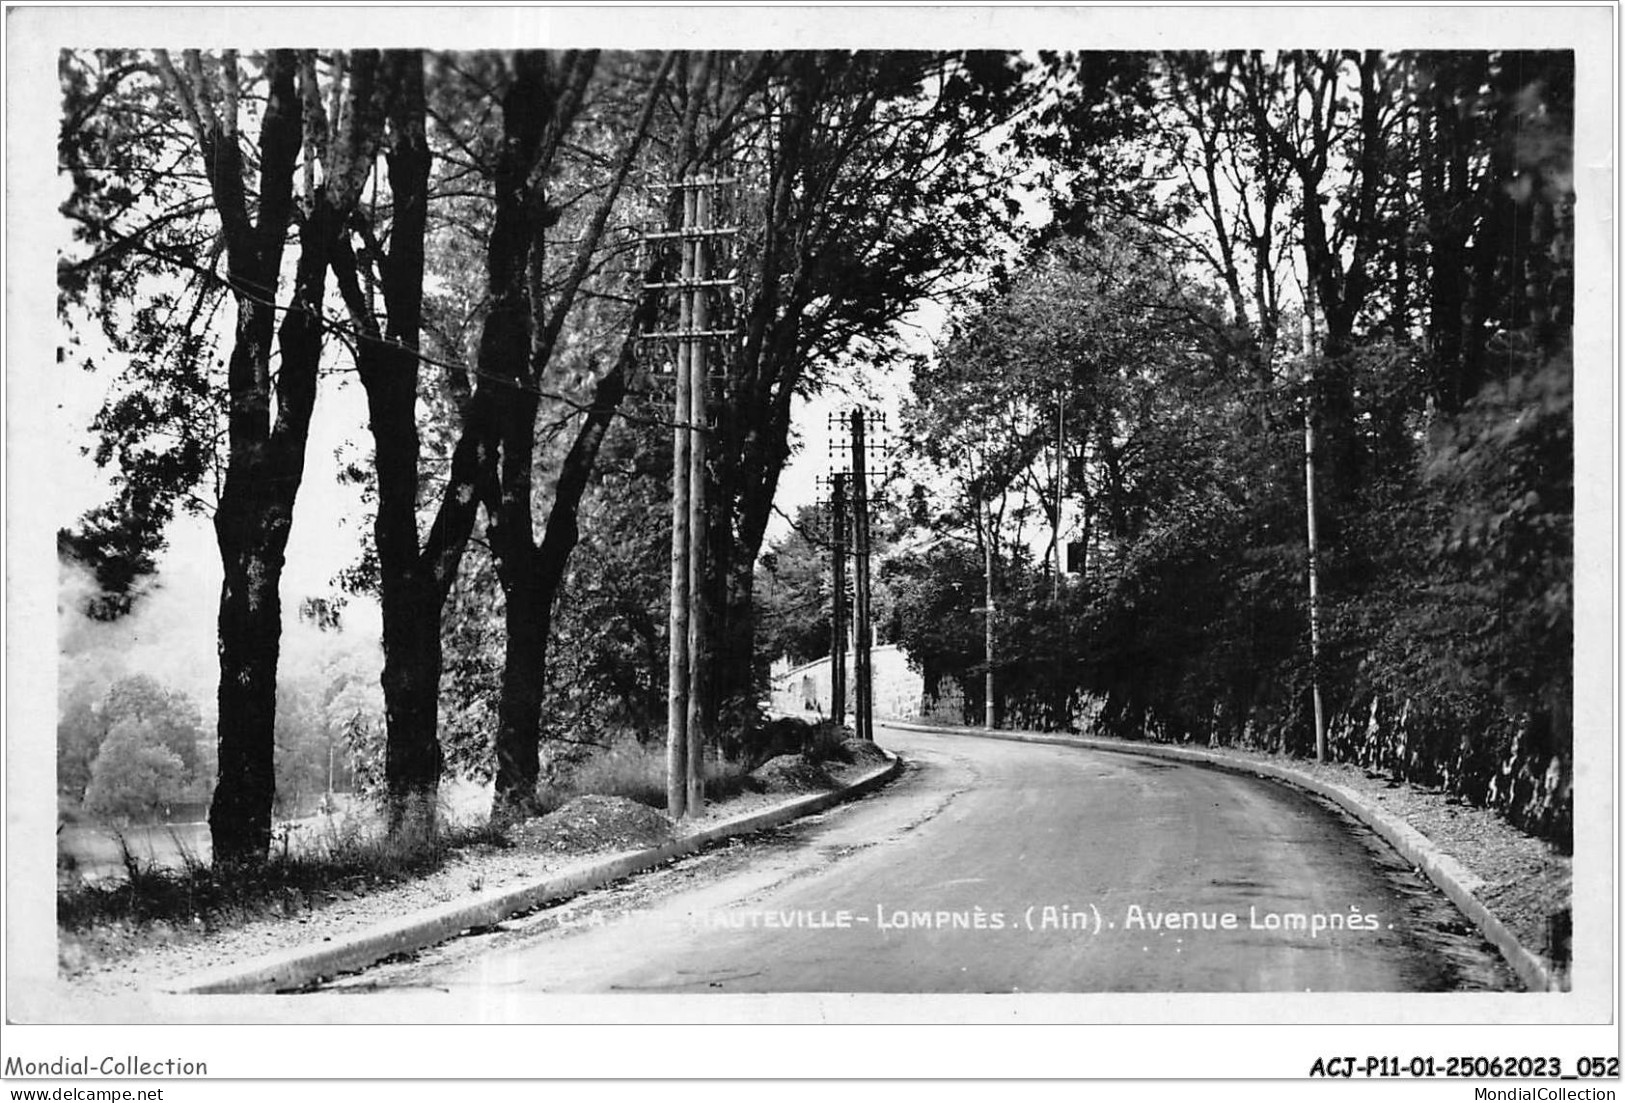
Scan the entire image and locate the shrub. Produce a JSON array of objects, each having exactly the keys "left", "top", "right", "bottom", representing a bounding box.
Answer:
[
  {"left": 533, "top": 736, "right": 765, "bottom": 813},
  {"left": 57, "top": 799, "right": 507, "bottom": 934},
  {"left": 82, "top": 719, "right": 188, "bottom": 824}
]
